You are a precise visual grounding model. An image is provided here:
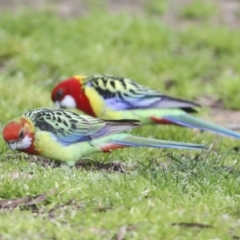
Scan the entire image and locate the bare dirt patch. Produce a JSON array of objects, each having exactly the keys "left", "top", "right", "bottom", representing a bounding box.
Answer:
[{"left": 196, "top": 95, "right": 240, "bottom": 128}]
